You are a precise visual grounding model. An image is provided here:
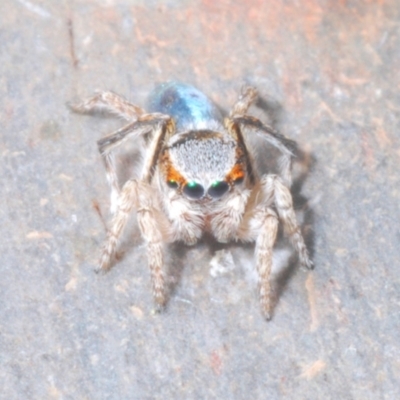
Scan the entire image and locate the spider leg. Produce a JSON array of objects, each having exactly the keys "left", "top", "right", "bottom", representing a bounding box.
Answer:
[
  {"left": 95, "top": 116, "right": 171, "bottom": 213},
  {"left": 136, "top": 183, "right": 169, "bottom": 309},
  {"left": 97, "top": 120, "right": 142, "bottom": 214},
  {"left": 272, "top": 175, "right": 313, "bottom": 270},
  {"left": 237, "top": 174, "right": 312, "bottom": 319},
  {"left": 230, "top": 86, "right": 258, "bottom": 117},
  {"left": 98, "top": 178, "right": 138, "bottom": 273},
  {"left": 98, "top": 179, "right": 169, "bottom": 309},
  {"left": 255, "top": 209, "right": 279, "bottom": 320},
  {"left": 232, "top": 115, "right": 296, "bottom": 187},
  {"left": 98, "top": 117, "right": 174, "bottom": 309},
  {"left": 69, "top": 90, "right": 170, "bottom": 213},
  {"left": 236, "top": 174, "right": 278, "bottom": 319},
  {"left": 239, "top": 204, "right": 279, "bottom": 320},
  {"left": 68, "top": 91, "right": 145, "bottom": 121}
]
